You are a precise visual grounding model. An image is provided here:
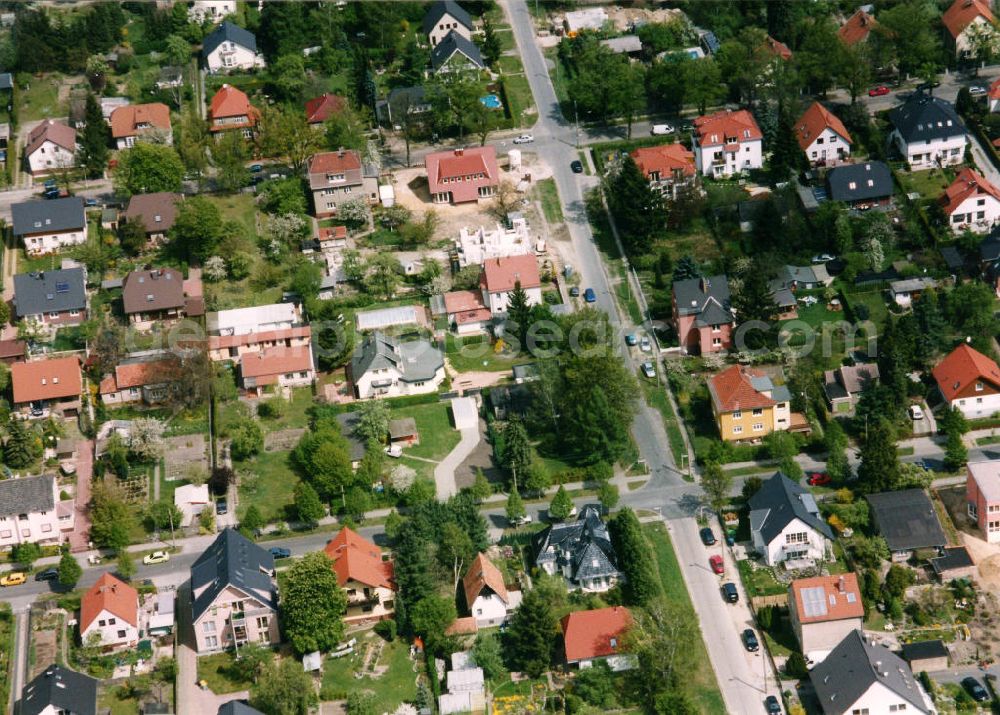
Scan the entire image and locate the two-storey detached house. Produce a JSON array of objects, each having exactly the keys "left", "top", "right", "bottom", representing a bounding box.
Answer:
[
  {"left": 708, "top": 365, "right": 792, "bottom": 442},
  {"left": 13, "top": 197, "right": 87, "bottom": 256},
  {"left": 629, "top": 143, "right": 697, "bottom": 199},
  {"left": 79, "top": 573, "right": 139, "bottom": 652},
  {"left": 307, "top": 150, "right": 378, "bottom": 218},
  {"left": 190, "top": 528, "right": 280, "bottom": 653},
  {"left": 671, "top": 275, "right": 735, "bottom": 354},
  {"left": 691, "top": 109, "right": 763, "bottom": 177},
  {"left": 889, "top": 93, "right": 967, "bottom": 169},
  {"left": 0, "top": 474, "right": 73, "bottom": 548},
  {"left": 324, "top": 527, "right": 396, "bottom": 625},
  {"left": 795, "top": 102, "right": 852, "bottom": 166},
  {"left": 748, "top": 472, "right": 833, "bottom": 567},
  {"left": 202, "top": 21, "right": 264, "bottom": 72},
  {"left": 425, "top": 147, "right": 499, "bottom": 204},
  {"left": 208, "top": 84, "right": 259, "bottom": 139},
  {"left": 13, "top": 267, "right": 87, "bottom": 327},
  {"left": 966, "top": 460, "right": 1000, "bottom": 543},
  {"left": 932, "top": 343, "right": 1000, "bottom": 418},
  {"left": 941, "top": 167, "right": 1000, "bottom": 233}
]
